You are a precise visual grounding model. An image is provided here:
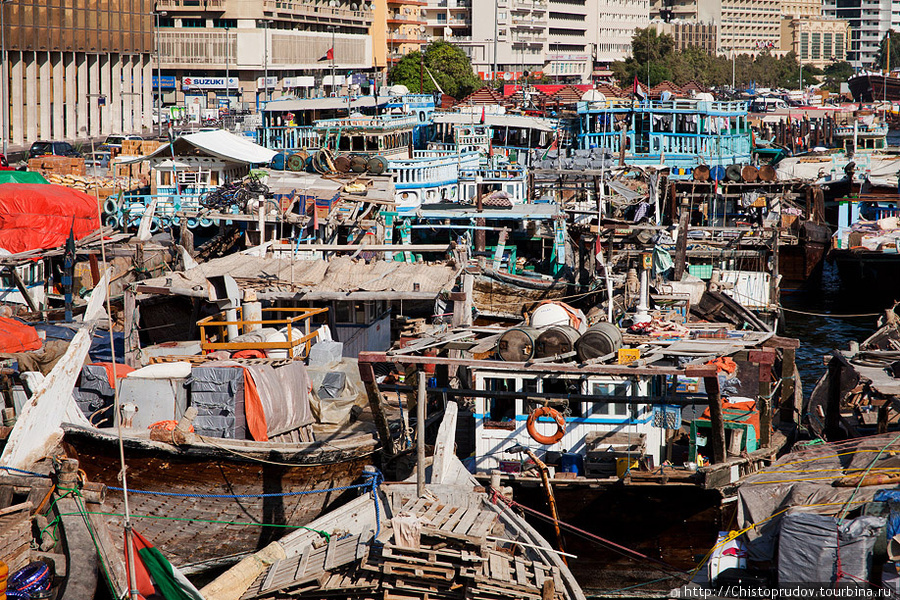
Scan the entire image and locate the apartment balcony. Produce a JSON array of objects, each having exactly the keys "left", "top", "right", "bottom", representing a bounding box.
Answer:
[
  {"left": 386, "top": 33, "right": 427, "bottom": 44},
  {"left": 436, "top": 0, "right": 471, "bottom": 6},
  {"left": 155, "top": 0, "right": 225, "bottom": 9},
  {"left": 262, "top": 0, "right": 374, "bottom": 27},
  {"left": 511, "top": 18, "right": 547, "bottom": 28},
  {"left": 387, "top": 13, "right": 426, "bottom": 25},
  {"left": 387, "top": 0, "right": 426, "bottom": 6}
]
